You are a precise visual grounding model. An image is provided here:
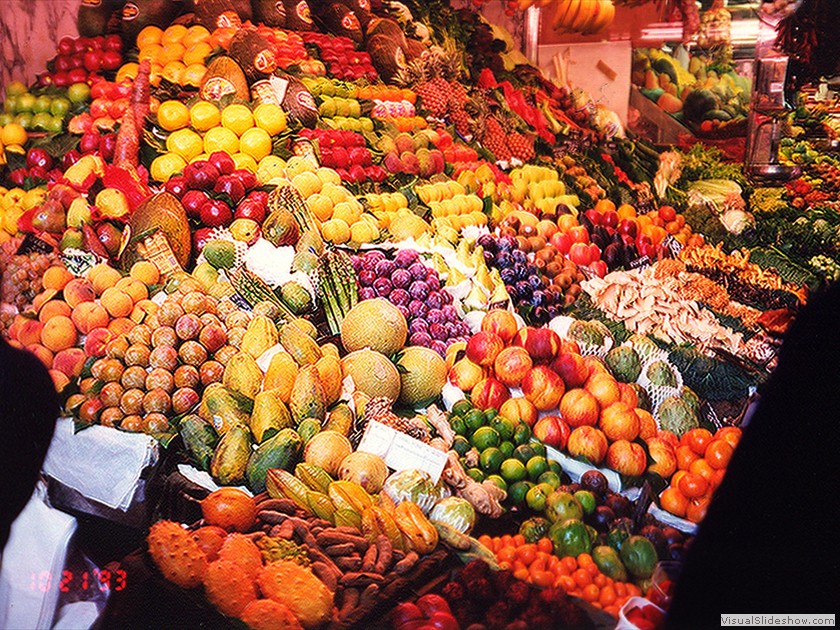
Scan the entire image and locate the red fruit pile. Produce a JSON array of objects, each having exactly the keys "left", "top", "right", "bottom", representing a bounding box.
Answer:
[{"left": 40, "top": 35, "right": 124, "bottom": 88}]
